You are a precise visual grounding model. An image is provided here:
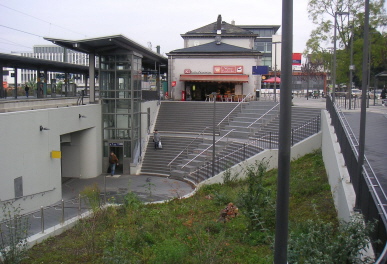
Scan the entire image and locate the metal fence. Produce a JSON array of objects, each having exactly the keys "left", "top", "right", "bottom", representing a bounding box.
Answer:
[
  {"left": 187, "top": 115, "right": 321, "bottom": 184},
  {"left": 0, "top": 190, "right": 127, "bottom": 249},
  {"left": 326, "top": 96, "right": 387, "bottom": 262}
]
